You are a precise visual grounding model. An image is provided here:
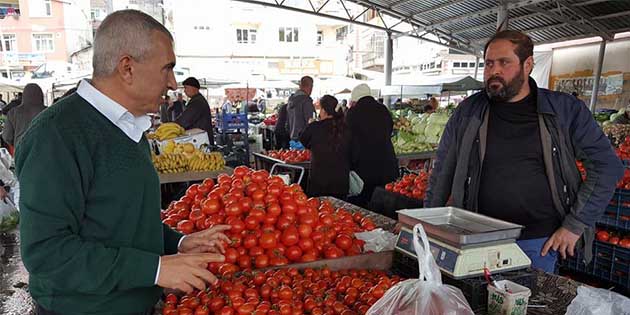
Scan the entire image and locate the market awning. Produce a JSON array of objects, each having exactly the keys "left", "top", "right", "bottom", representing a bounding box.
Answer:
[
  {"left": 233, "top": 0, "right": 630, "bottom": 54},
  {"left": 381, "top": 75, "right": 483, "bottom": 96},
  {"left": 220, "top": 80, "right": 298, "bottom": 89}
]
